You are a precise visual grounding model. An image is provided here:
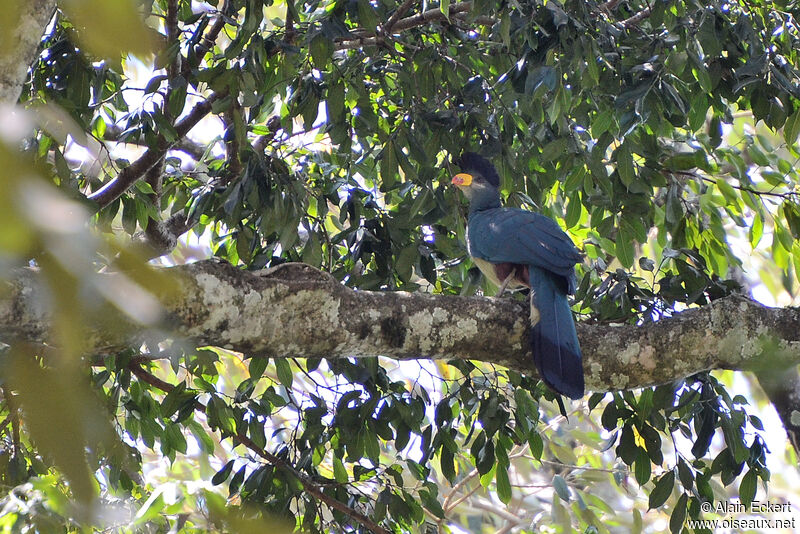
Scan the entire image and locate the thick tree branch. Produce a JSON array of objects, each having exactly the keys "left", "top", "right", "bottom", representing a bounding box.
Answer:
[
  {"left": 755, "top": 369, "right": 800, "bottom": 455},
  {"left": 383, "top": 0, "right": 417, "bottom": 33},
  {"left": 164, "top": 0, "right": 181, "bottom": 101},
  {"left": 88, "top": 92, "right": 224, "bottom": 209},
  {"left": 390, "top": 1, "right": 473, "bottom": 32},
  {"left": 128, "top": 363, "right": 391, "bottom": 534},
  {"left": 3, "top": 261, "right": 800, "bottom": 395},
  {"left": 0, "top": 0, "right": 57, "bottom": 104},
  {"left": 187, "top": 0, "right": 231, "bottom": 75},
  {"left": 335, "top": 1, "right": 494, "bottom": 50}
]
